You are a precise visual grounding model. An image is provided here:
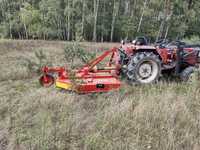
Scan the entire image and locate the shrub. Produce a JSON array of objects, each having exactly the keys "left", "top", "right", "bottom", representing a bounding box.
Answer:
[
  {"left": 64, "top": 42, "right": 96, "bottom": 68},
  {"left": 183, "top": 35, "right": 200, "bottom": 44}
]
